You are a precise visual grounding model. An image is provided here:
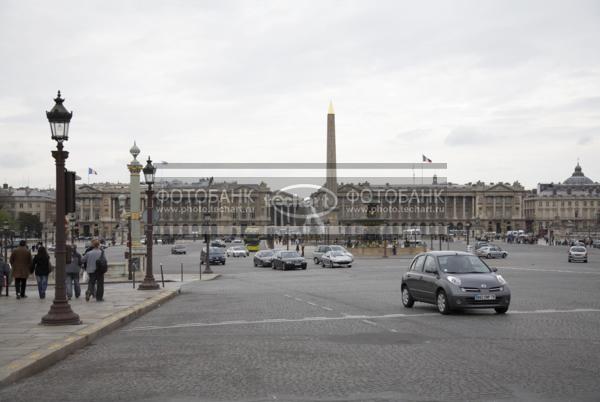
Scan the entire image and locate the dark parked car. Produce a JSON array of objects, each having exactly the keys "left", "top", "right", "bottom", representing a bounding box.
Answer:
[
  {"left": 171, "top": 245, "right": 186, "bottom": 255},
  {"left": 254, "top": 250, "right": 275, "bottom": 267},
  {"left": 201, "top": 247, "right": 226, "bottom": 265},
  {"left": 401, "top": 251, "right": 511, "bottom": 315},
  {"left": 272, "top": 251, "right": 307, "bottom": 271},
  {"left": 210, "top": 239, "right": 227, "bottom": 248}
]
